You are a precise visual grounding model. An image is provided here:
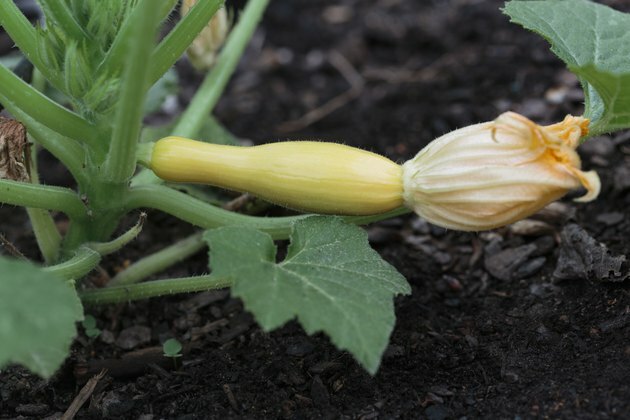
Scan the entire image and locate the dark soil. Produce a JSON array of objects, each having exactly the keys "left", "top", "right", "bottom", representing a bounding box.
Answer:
[{"left": 1, "top": 0, "right": 629, "bottom": 418}]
